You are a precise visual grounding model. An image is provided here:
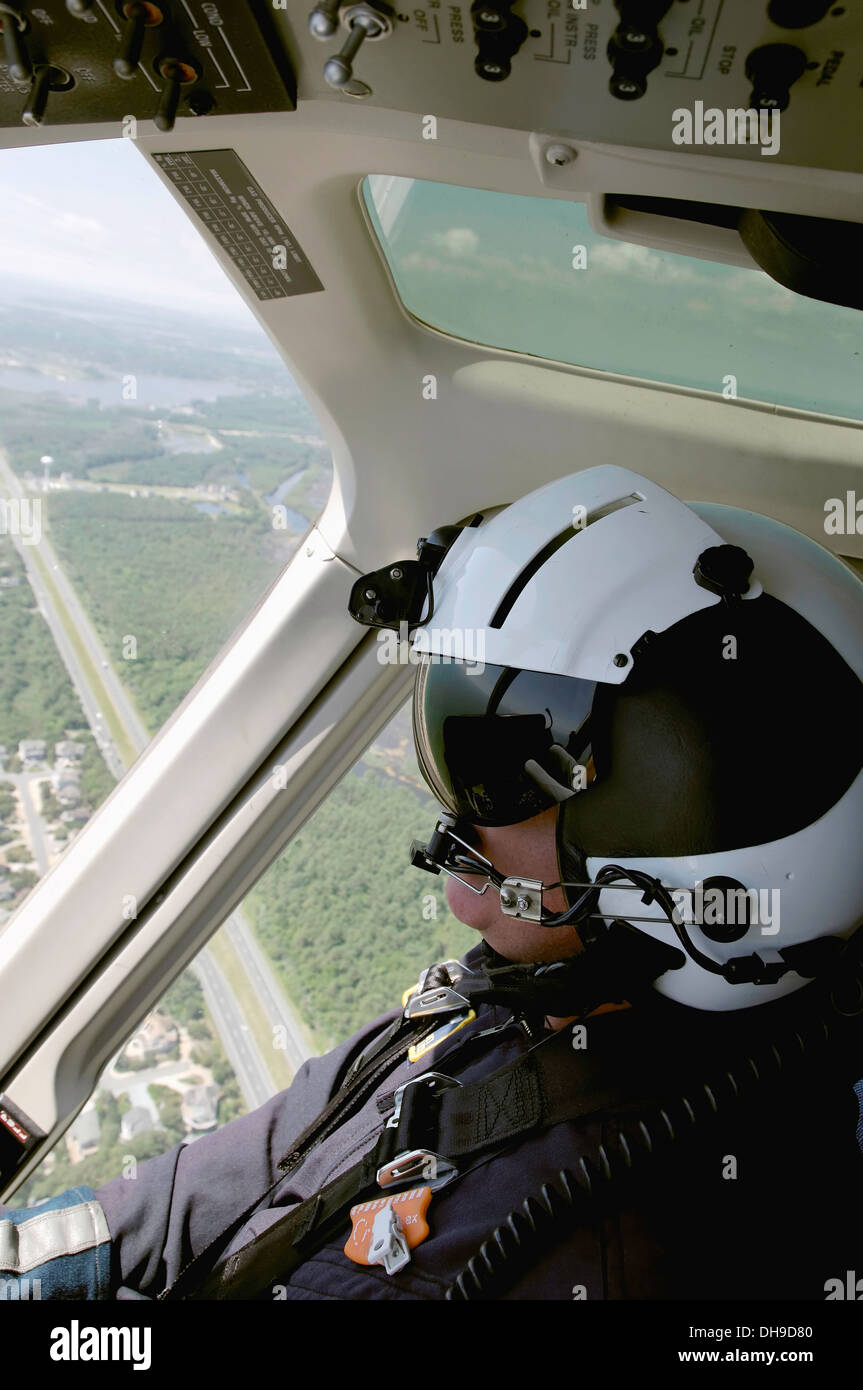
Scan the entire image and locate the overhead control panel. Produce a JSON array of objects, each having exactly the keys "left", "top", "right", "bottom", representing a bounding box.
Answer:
[
  {"left": 0, "top": 2, "right": 859, "bottom": 173},
  {"left": 284, "top": 0, "right": 863, "bottom": 173},
  {"left": 0, "top": 1, "right": 295, "bottom": 133}
]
